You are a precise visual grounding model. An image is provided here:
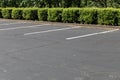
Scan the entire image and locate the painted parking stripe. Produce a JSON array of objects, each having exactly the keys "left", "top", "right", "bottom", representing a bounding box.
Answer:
[
  {"left": 0, "top": 22, "right": 27, "bottom": 25},
  {"left": 24, "top": 26, "right": 80, "bottom": 36},
  {"left": 0, "top": 24, "right": 50, "bottom": 31},
  {"left": 66, "top": 29, "right": 119, "bottom": 40}
]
